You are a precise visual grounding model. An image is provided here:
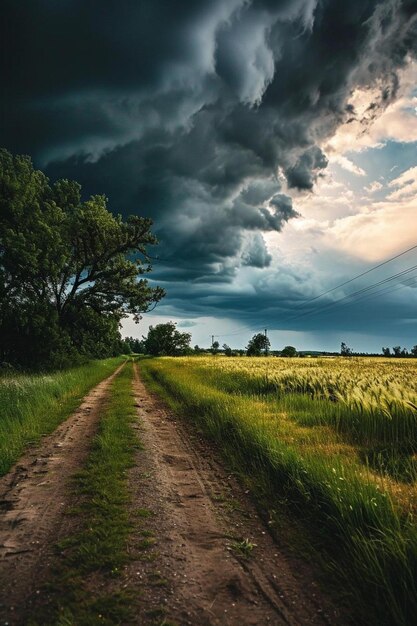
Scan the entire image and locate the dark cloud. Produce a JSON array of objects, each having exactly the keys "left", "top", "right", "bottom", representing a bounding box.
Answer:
[
  {"left": 177, "top": 320, "right": 198, "bottom": 328},
  {"left": 1, "top": 0, "right": 417, "bottom": 329},
  {"left": 285, "top": 147, "right": 329, "bottom": 190}
]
